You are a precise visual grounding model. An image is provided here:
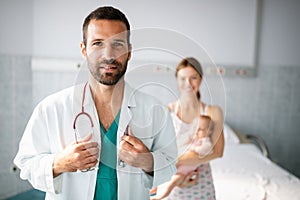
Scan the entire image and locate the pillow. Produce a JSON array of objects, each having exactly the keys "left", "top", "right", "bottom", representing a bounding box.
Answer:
[{"left": 223, "top": 123, "right": 240, "bottom": 145}]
